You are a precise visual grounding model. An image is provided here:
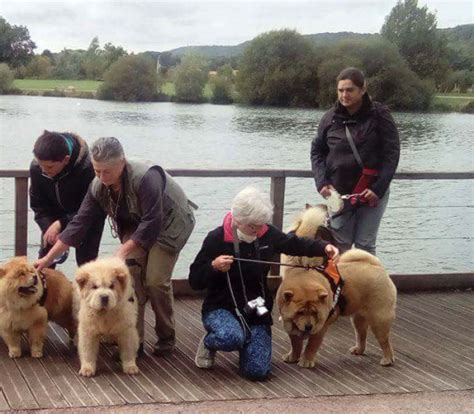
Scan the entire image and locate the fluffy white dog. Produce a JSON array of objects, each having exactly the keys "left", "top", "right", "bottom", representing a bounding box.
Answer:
[{"left": 74, "top": 257, "right": 139, "bottom": 377}]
